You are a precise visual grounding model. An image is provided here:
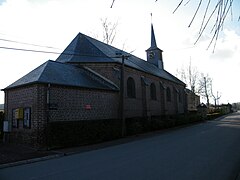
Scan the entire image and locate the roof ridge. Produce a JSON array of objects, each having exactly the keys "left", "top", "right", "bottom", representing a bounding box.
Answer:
[
  {"left": 82, "top": 66, "right": 119, "bottom": 90},
  {"left": 163, "top": 69, "right": 185, "bottom": 85},
  {"left": 75, "top": 32, "right": 109, "bottom": 57},
  {"left": 25, "top": 60, "right": 49, "bottom": 82},
  {"left": 4, "top": 60, "right": 119, "bottom": 90},
  {"left": 82, "top": 33, "right": 119, "bottom": 59},
  {"left": 38, "top": 60, "right": 55, "bottom": 81},
  {"left": 82, "top": 32, "right": 120, "bottom": 54}
]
